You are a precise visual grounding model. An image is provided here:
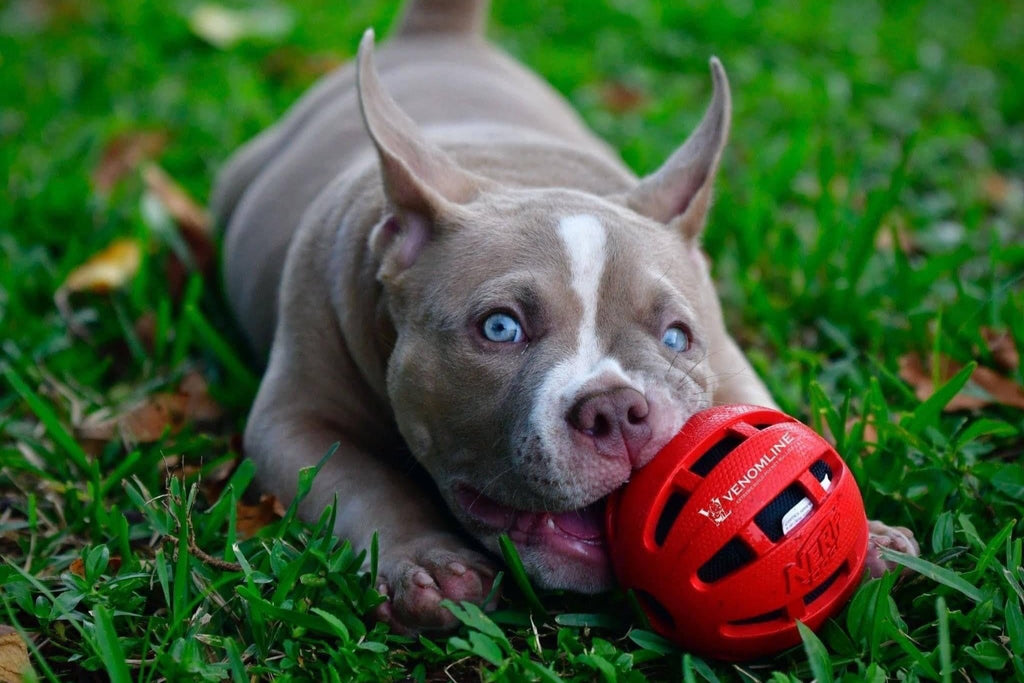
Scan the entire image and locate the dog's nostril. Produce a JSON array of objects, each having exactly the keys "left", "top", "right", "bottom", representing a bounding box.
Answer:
[{"left": 569, "top": 388, "right": 649, "bottom": 441}]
